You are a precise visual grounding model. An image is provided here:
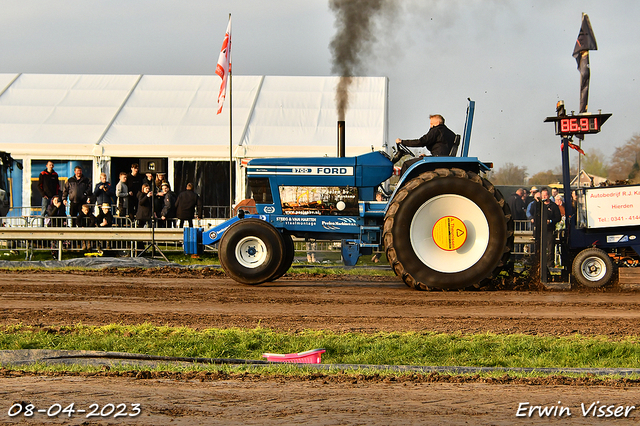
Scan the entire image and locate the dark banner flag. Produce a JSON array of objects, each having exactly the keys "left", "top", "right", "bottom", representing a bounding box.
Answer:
[{"left": 572, "top": 14, "right": 597, "bottom": 114}]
